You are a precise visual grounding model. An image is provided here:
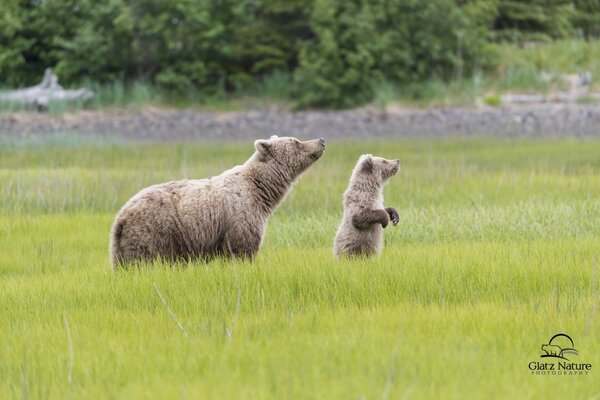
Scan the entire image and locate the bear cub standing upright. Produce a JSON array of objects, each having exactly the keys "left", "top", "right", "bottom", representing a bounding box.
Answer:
[{"left": 333, "top": 154, "right": 400, "bottom": 258}]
